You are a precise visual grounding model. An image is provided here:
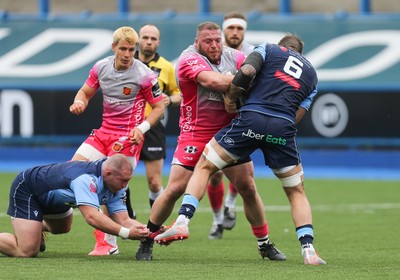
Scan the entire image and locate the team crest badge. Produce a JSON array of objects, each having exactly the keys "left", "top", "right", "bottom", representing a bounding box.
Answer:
[{"left": 123, "top": 86, "right": 132, "bottom": 95}]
